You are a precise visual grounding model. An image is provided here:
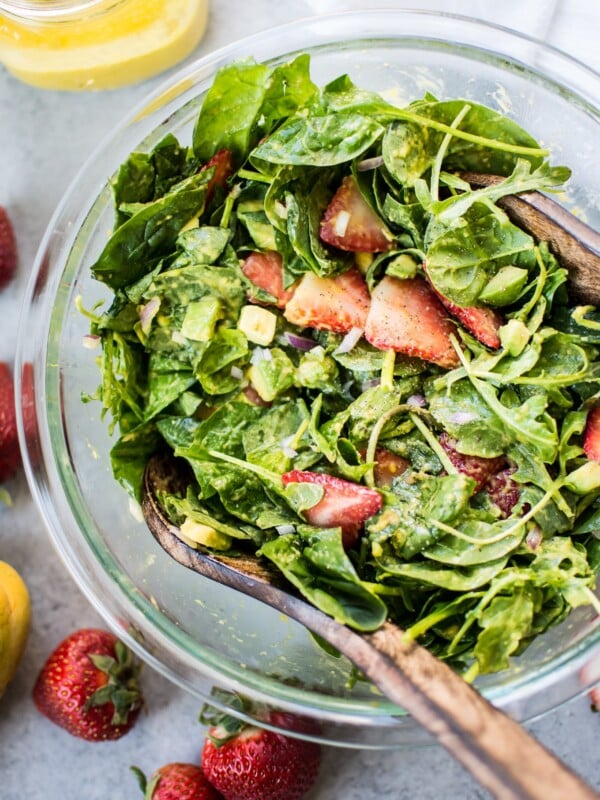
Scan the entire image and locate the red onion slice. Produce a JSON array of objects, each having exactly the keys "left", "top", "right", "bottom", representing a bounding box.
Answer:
[{"left": 285, "top": 332, "right": 317, "bottom": 351}]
